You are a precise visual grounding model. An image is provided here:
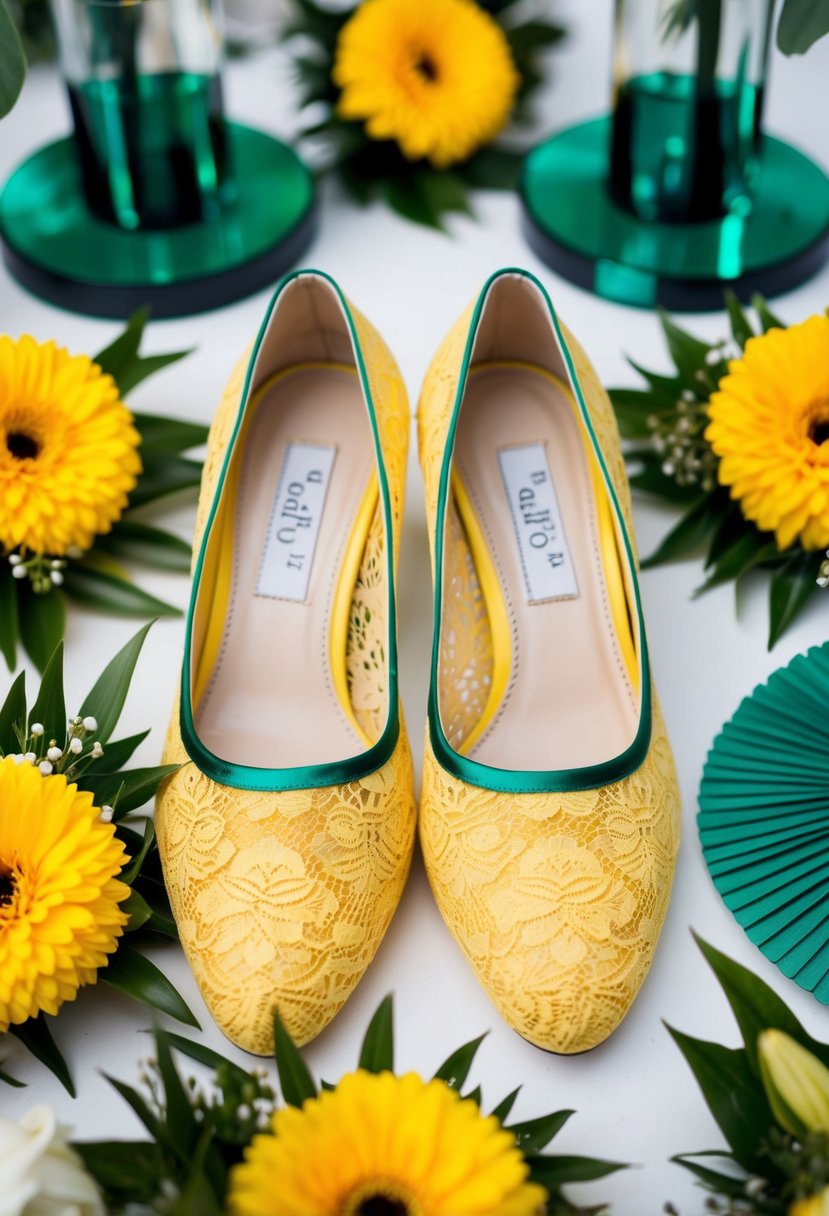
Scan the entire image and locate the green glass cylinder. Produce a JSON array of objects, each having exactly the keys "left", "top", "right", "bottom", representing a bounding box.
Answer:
[
  {"left": 50, "top": 0, "right": 232, "bottom": 231},
  {"left": 609, "top": 0, "right": 771, "bottom": 223}
]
